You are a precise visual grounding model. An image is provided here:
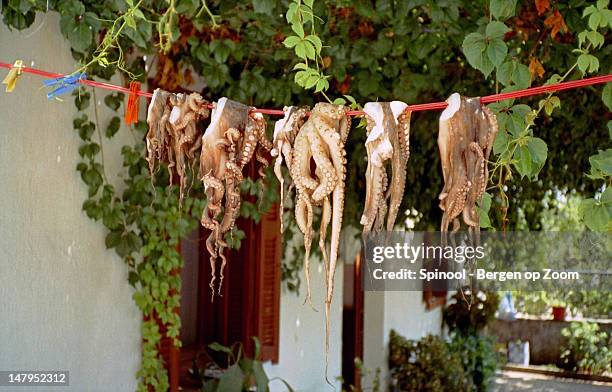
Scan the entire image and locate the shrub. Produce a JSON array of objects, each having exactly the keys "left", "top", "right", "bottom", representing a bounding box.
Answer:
[
  {"left": 447, "top": 333, "right": 502, "bottom": 392},
  {"left": 388, "top": 330, "right": 470, "bottom": 392},
  {"left": 443, "top": 289, "right": 501, "bottom": 391},
  {"left": 443, "top": 289, "right": 499, "bottom": 335},
  {"left": 560, "top": 322, "right": 612, "bottom": 375}
]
